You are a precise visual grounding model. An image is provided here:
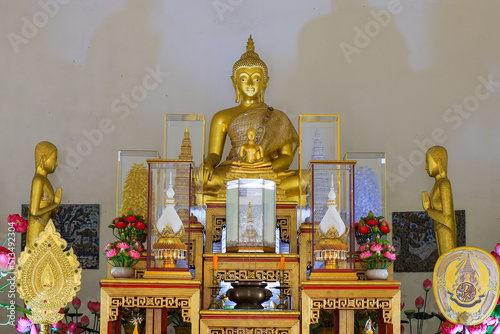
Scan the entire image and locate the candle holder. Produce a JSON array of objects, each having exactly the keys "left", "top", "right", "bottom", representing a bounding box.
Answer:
[
  {"left": 276, "top": 269, "right": 288, "bottom": 310},
  {"left": 208, "top": 269, "right": 221, "bottom": 309}
]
